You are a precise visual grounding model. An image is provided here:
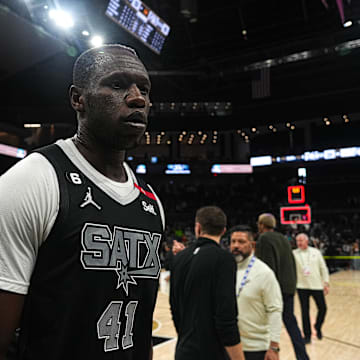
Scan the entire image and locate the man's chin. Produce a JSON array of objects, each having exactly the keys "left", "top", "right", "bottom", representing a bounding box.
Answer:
[{"left": 108, "top": 133, "right": 143, "bottom": 151}]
